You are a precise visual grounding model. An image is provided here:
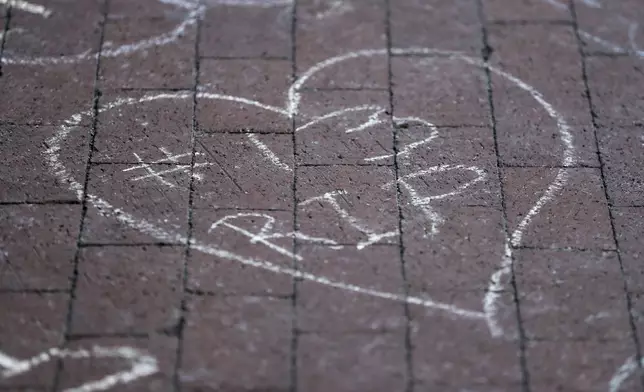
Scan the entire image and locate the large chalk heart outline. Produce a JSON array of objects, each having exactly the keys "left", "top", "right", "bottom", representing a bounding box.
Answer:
[
  {"left": 0, "top": 345, "right": 157, "bottom": 392},
  {"left": 42, "top": 47, "right": 635, "bottom": 390},
  {"left": 47, "top": 46, "right": 574, "bottom": 334}
]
